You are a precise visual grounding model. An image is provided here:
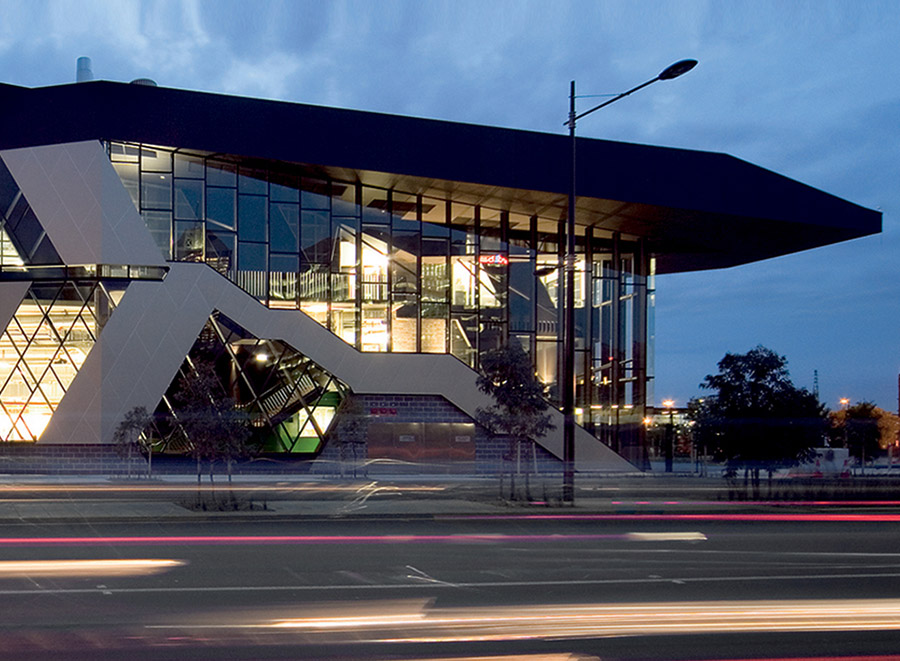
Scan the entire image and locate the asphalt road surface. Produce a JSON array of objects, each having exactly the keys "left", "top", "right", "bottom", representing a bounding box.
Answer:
[{"left": 1, "top": 512, "right": 900, "bottom": 659}]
